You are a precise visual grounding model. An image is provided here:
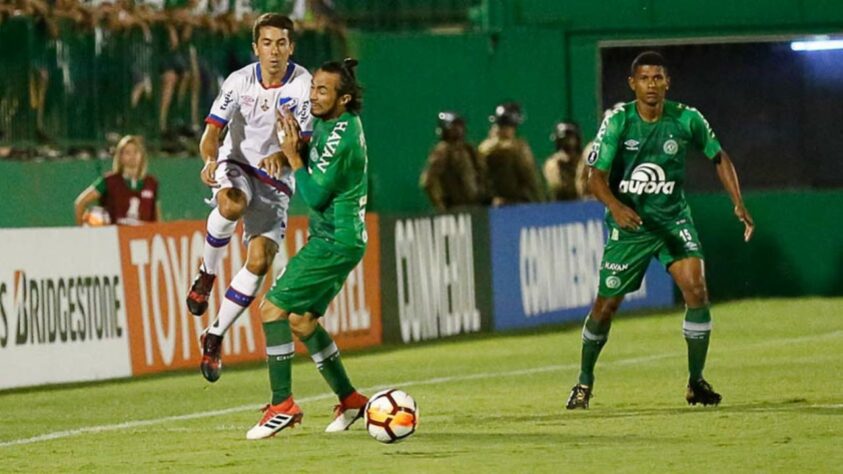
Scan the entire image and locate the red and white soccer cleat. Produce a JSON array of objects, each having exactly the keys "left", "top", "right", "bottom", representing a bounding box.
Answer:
[
  {"left": 246, "top": 397, "right": 303, "bottom": 440},
  {"left": 325, "top": 391, "right": 368, "bottom": 433},
  {"left": 199, "top": 331, "right": 222, "bottom": 383},
  {"left": 186, "top": 268, "right": 215, "bottom": 316}
]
